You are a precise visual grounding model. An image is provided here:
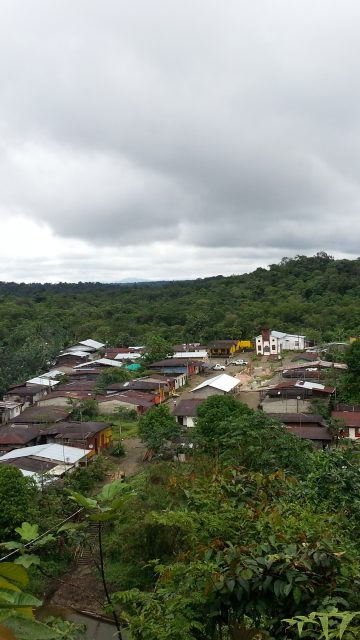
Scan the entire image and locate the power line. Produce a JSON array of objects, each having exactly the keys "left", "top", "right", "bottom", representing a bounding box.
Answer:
[{"left": 0, "top": 507, "right": 84, "bottom": 562}]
